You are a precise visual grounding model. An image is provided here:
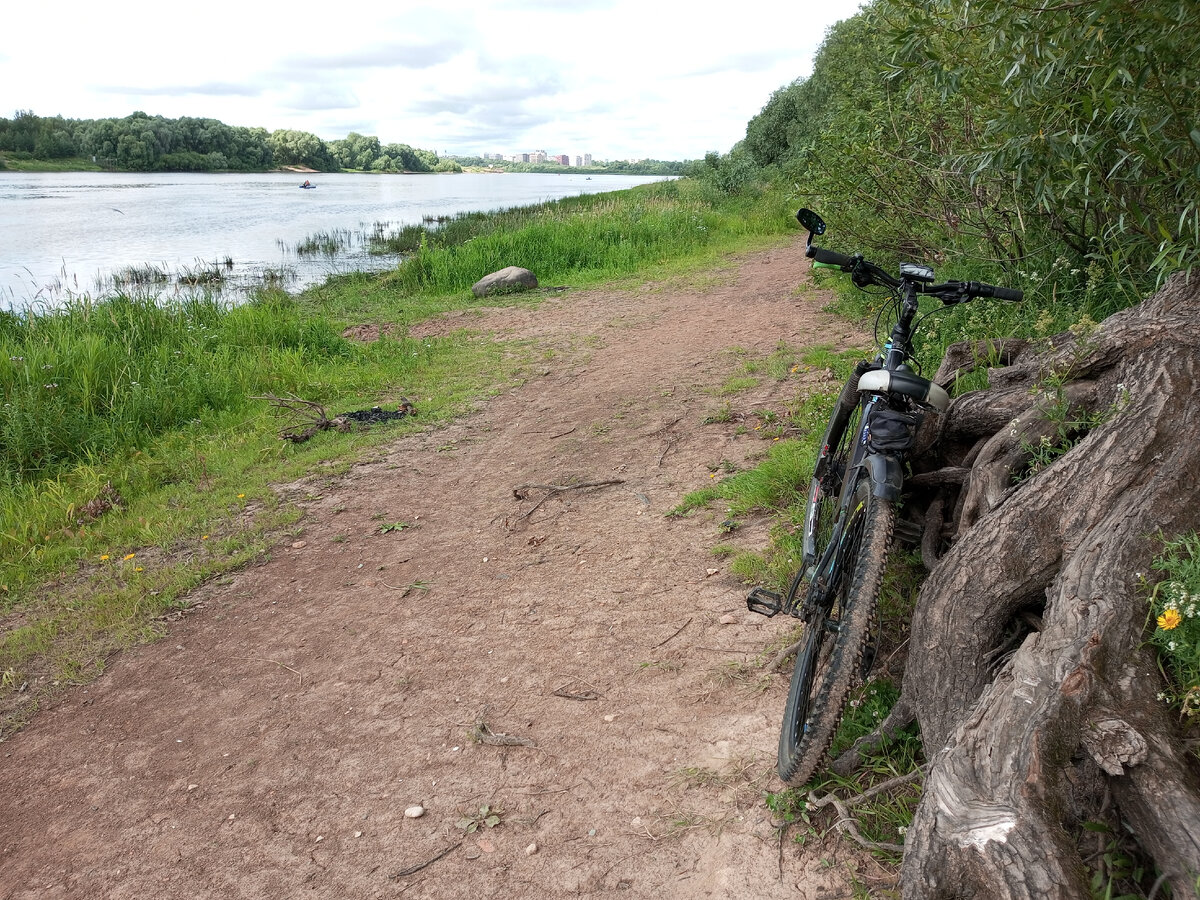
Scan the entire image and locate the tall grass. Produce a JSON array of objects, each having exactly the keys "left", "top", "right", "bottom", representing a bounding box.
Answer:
[
  {"left": 0, "top": 292, "right": 348, "bottom": 479},
  {"left": 369, "top": 180, "right": 785, "bottom": 296}
]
